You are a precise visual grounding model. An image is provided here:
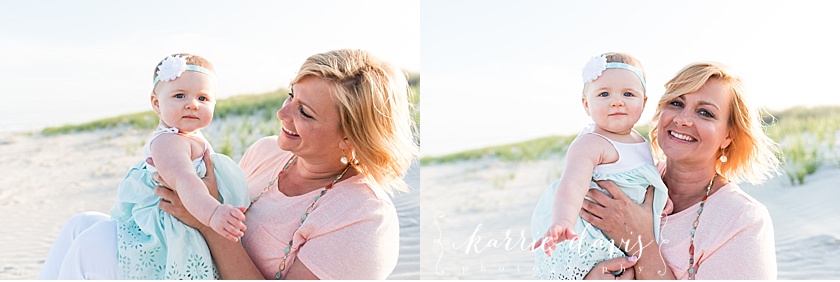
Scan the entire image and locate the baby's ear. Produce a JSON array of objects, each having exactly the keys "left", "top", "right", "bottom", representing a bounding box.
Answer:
[
  {"left": 150, "top": 94, "right": 161, "bottom": 115},
  {"left": 581, "top": 97, "right": 591, "bottom": 116}
]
